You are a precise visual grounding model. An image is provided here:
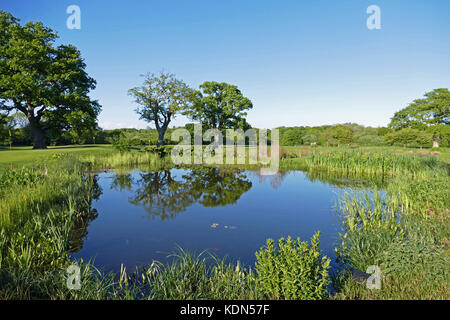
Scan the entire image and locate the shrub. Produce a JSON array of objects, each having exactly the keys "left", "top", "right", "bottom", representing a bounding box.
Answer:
[
  {"left": 255, "top": 232, "right": 330, "bottom": 300},
  {"left": 0, "top": 167, "right": 45, "bottom": 190}
]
